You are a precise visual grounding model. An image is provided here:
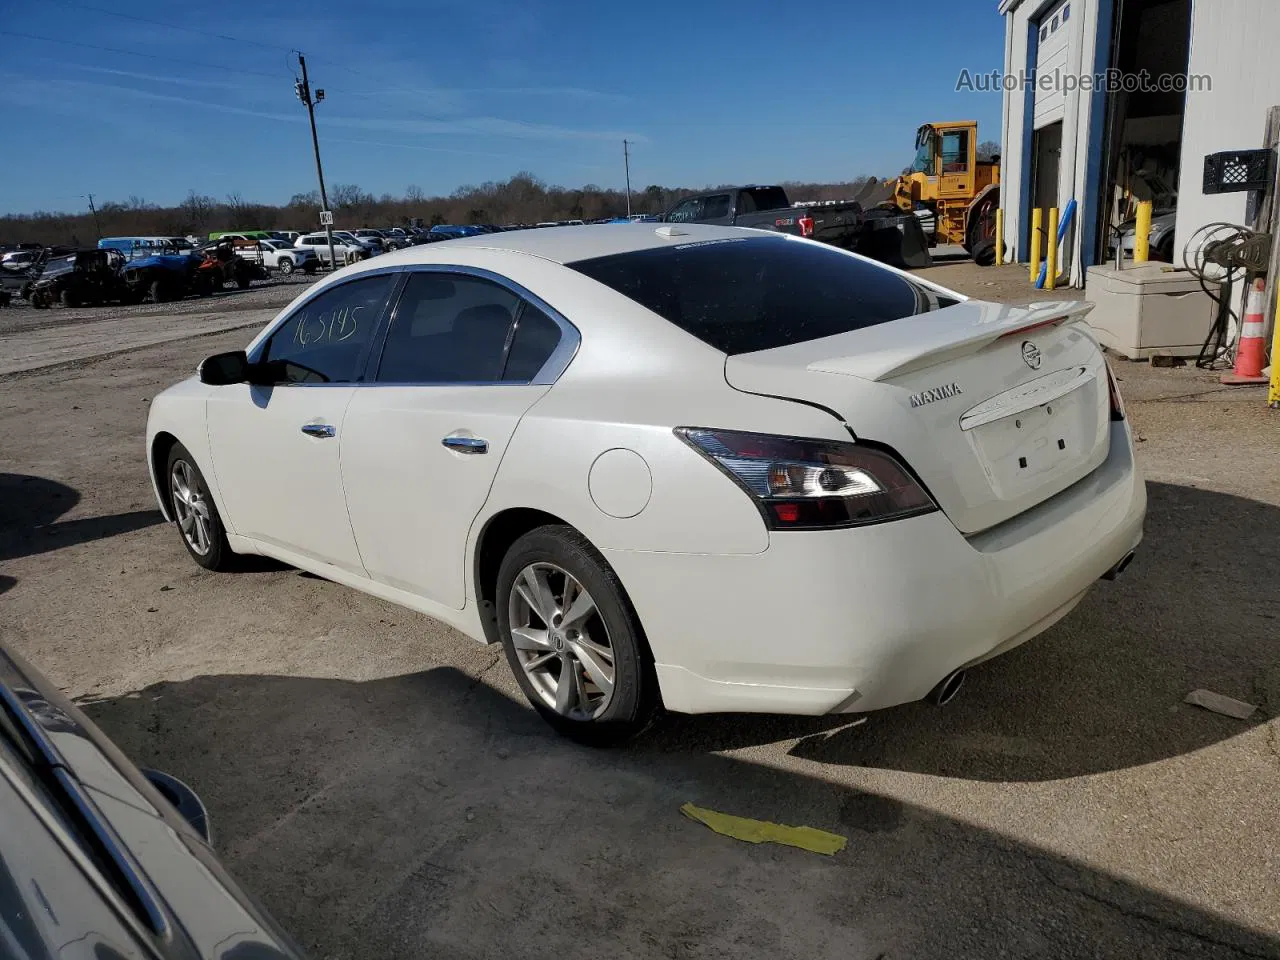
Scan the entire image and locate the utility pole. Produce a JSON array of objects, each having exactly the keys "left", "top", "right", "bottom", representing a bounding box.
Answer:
[
  {"left": 82, "top": 194, "right": 102, "bottom": 241},
  {"left": 623, "top": 139, "right": 632, "bottom": 218},
  {"left": 295, "top": 53, "right": 336, "bottom": 270}
]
